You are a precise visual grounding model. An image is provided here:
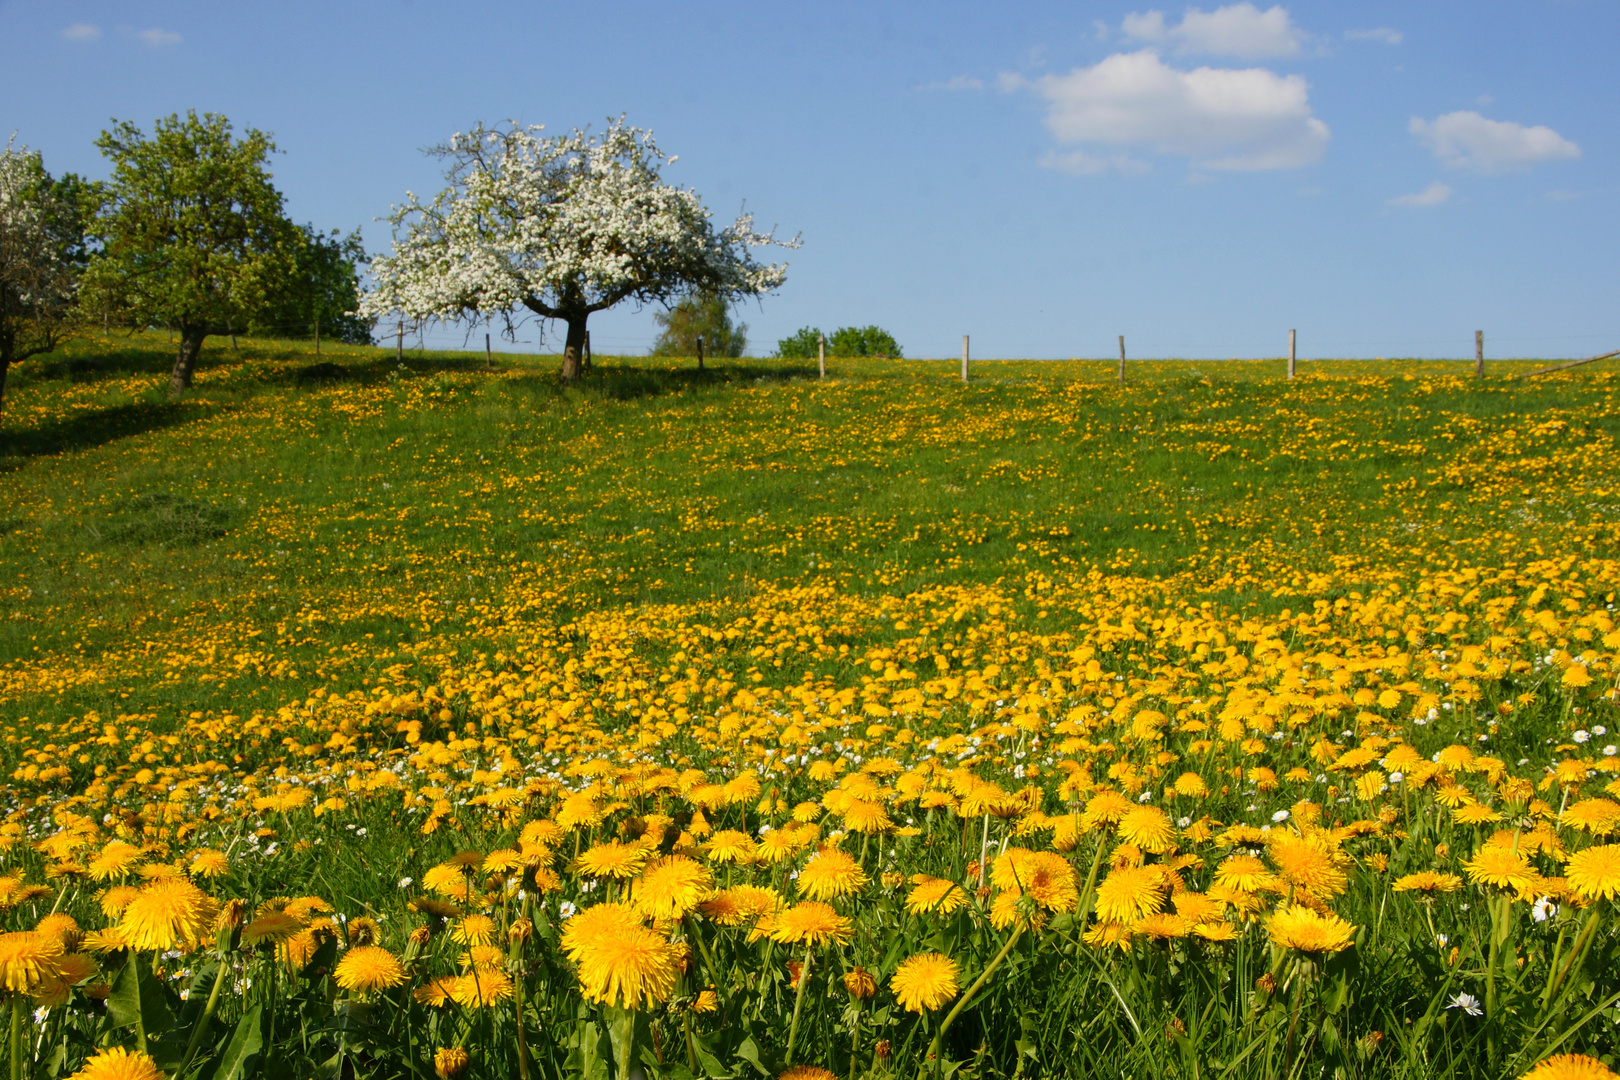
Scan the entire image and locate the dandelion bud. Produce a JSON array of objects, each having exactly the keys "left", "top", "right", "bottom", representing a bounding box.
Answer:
[
  {"left": 508, "top": 918, "right": 533, "bottom": 945},
  {"left": 1256, "top": 973, "right": 1277, "bottom": 994},
  {"left": 1378, "top": 806, "right": 1399, "bottom": 826},
  {"left": 434, "top": 1046, "right": 471, "bottom": 1079},
  {"left": 874, "top": 1041, "right": 892, "bottom": 1061},
  {"left": 692, "top": 989, "right": 718, "bottom": 1013},
  {"left": 410, "top": 926, "right": 433, "bottom": 946},
  {"left": 1434, "top": 843, "right": 1449, "bottom": 861},
  {"left": 1447, "top": 946, "right": 1460, "bottom": 967},
  {"left": 843, "top": 966, "right": 876, "bottom": 1000},
  {"left": 216, "top": 899, "right": 248, "bottom": 932},
  {"left": 786, "top": 960, "right": 802, "bottom": 990}
]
